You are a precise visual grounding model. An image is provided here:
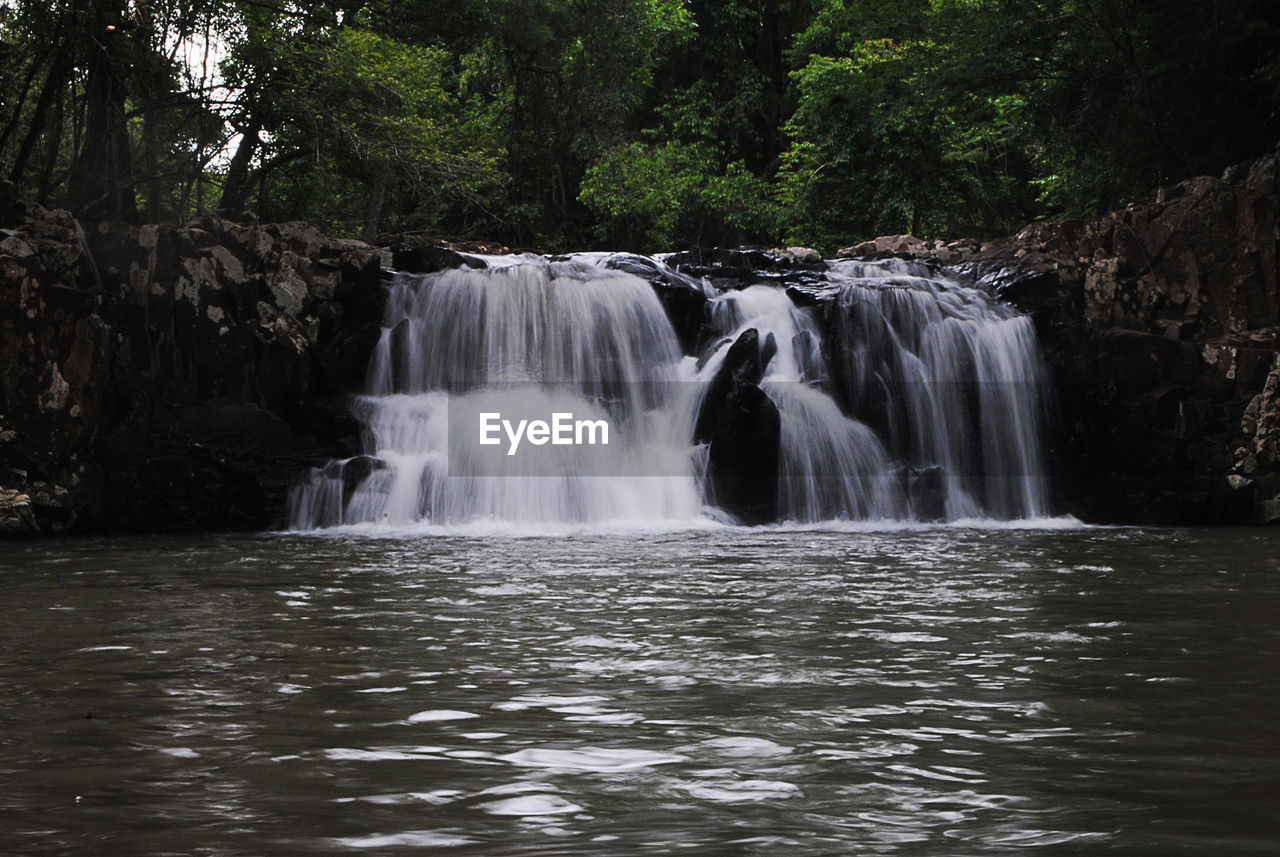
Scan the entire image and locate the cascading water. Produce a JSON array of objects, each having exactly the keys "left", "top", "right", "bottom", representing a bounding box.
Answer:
[
  {"left": 288, "top": 252, "right": 1052, "bottom": 530},
  {"left": 824, "top": 258, "right": 1050, "bottom": 520},
  {"left": 695, "top": 284, "right": 907, "bottom": 522},
  {"left": 289, "top": 257, "right": 704, "bottom": 529}
]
